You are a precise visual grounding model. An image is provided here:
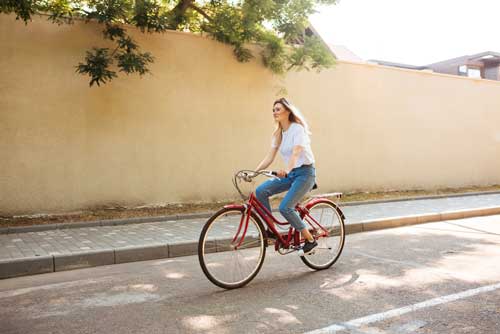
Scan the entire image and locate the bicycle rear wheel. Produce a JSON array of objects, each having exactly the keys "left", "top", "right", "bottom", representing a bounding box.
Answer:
[
  {"left": 198, "top": 207, "right": 266, "bottom": 289},
  {"left": 301, "top": 201, "right": 345, "bottom": 270}
]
